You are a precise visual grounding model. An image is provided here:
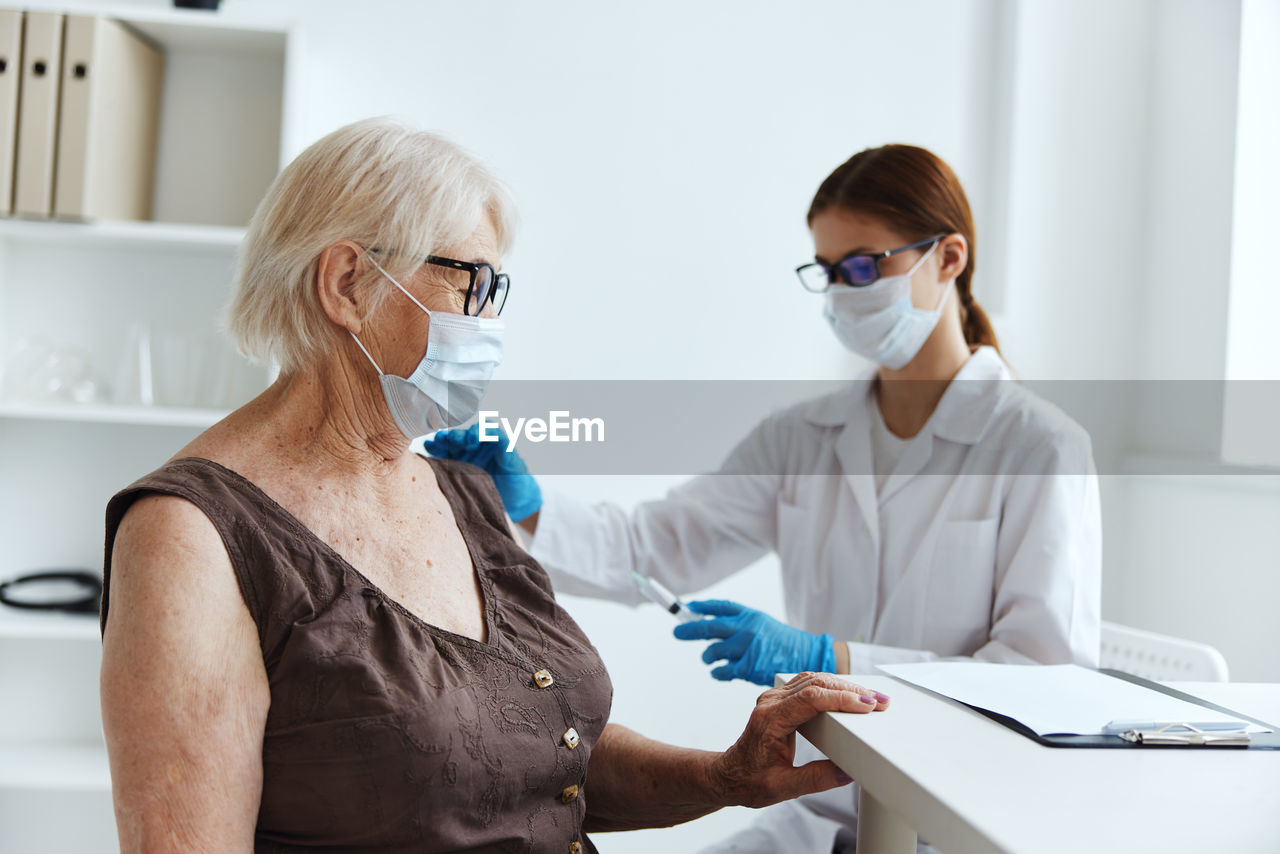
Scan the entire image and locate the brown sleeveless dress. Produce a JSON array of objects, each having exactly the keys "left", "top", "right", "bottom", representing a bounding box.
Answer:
[{"left": 102, "top": 456, "right": 613, "bottom": 854}]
